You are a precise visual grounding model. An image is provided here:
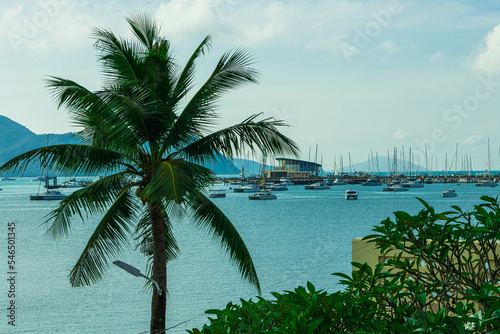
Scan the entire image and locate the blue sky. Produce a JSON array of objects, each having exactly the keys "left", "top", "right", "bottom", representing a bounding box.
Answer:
[{"left": 2, "top": 0, "right": 500, "bottom": 171}]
